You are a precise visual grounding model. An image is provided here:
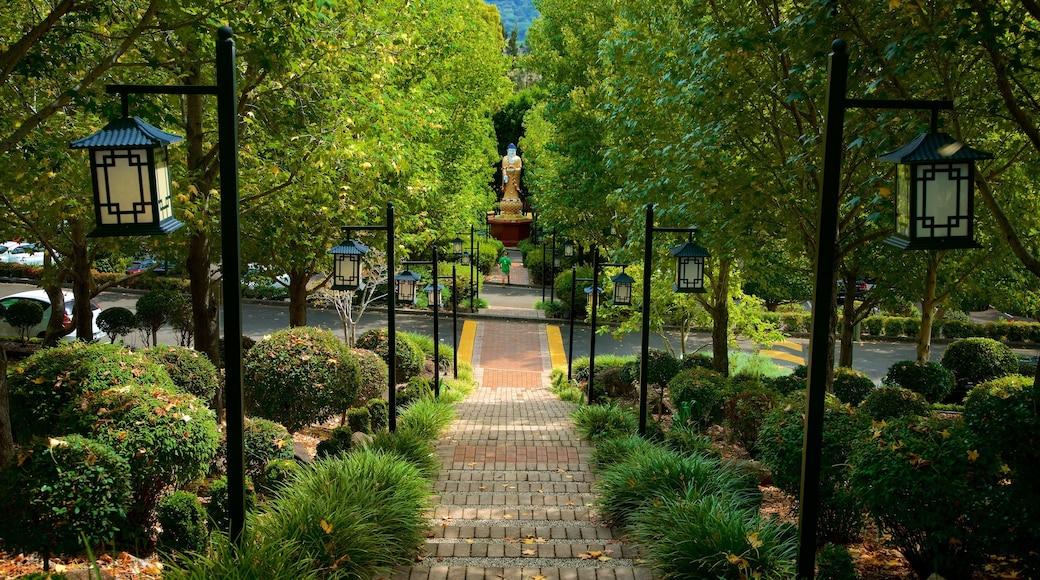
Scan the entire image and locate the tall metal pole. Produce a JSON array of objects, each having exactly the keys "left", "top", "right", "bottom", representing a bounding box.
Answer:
[
  {"left": 433, "top": 246, "right": 440, "bottom": 397},
  {"left": 452, "top": 263, "right": 458, "bottom": 380},
  {"left": 638, "top": 204, "right": 654, "bottom": 437},
  {"left": 387, "top": 202, "right": 397, "bottom": 432},
  {"left": 470, "top": 225, "right": 475, "bottom": 311},
  {"left": 550, "top": 229, "right": 557, "bottom": 302},
  {"left": 476, "top": 240, "right": 481, "bottom": 305},
  {"left": 798, "top": 39, "right": 847, "bottom": 579},
  {"left": 215, "top": 26, "right": 246, "bottom": 545},
  {"left": 541, "top": 240, "right": 547, "bottom": 302},
  {"left": 568, "top": 266, "right": 576, "bottom": 381},
  {"left": 586, "top": 246, "right": 599, "bottom": 405}
]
